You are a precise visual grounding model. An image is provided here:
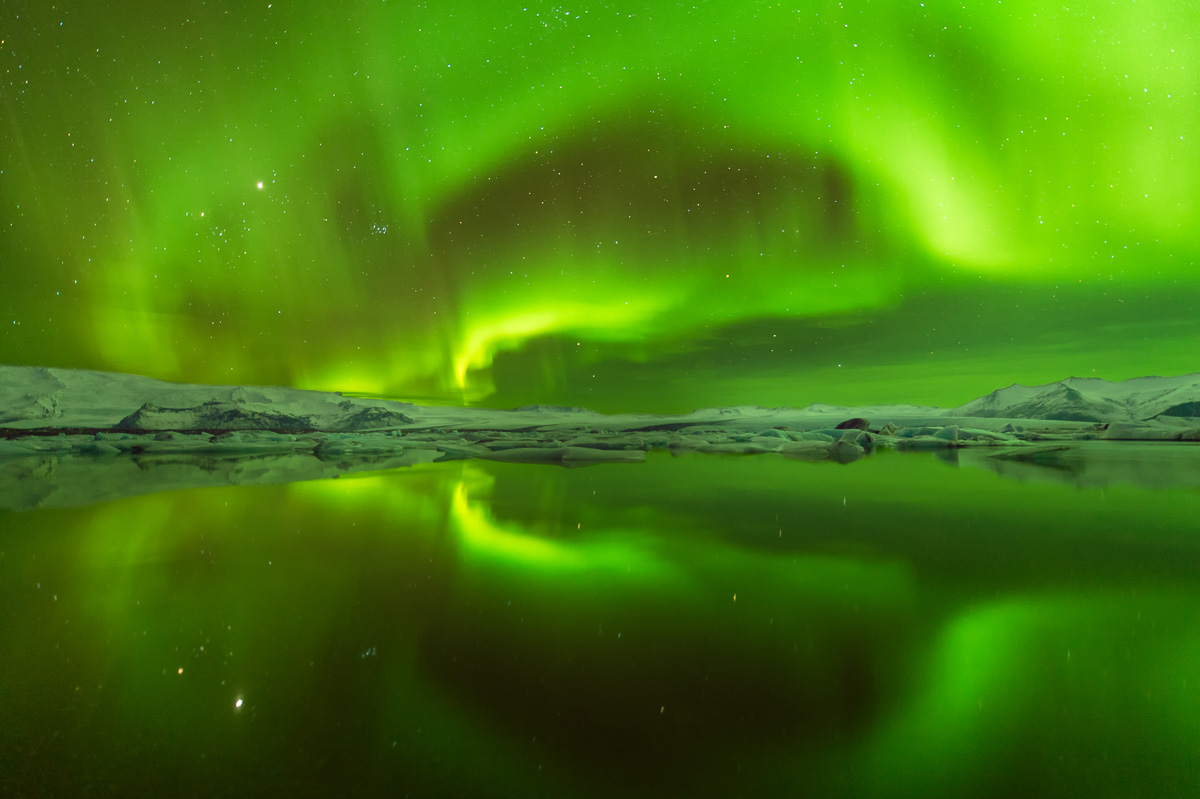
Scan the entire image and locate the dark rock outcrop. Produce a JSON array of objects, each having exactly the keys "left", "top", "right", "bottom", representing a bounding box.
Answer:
[
  {"left": 333, "top": 405, "right": 415, "bottom": 430},
  {"left": 1158, "top": 401, "right": 1200, "bottom": 418},
  {"left": 115, "top": 400, "right": 316, "bottom": 431}
]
